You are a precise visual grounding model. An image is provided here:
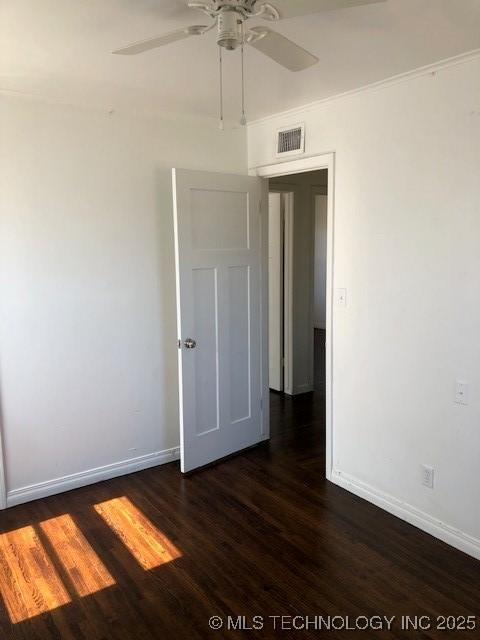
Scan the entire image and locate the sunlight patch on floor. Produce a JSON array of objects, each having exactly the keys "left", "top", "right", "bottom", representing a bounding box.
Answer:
[
  {"left": 39, "top": 514, "right": 115, "bottom": 597},
  {"left": 94, "top": 496, "right": 181, "bottom": 570},
  {"left": 0, "top": 525, "right": 71, "bottom": 623}
]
